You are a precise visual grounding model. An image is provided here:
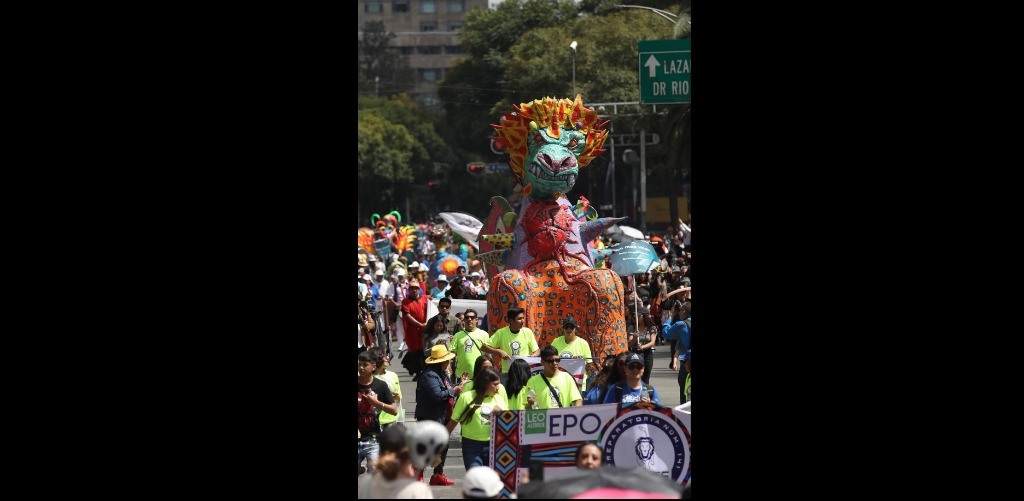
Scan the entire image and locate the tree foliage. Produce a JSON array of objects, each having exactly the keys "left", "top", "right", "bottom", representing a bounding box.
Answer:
[{"left": 358, "top": 21, "right": 418, "bottom": 97}]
